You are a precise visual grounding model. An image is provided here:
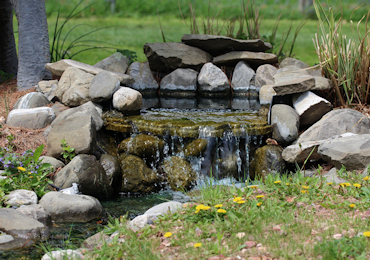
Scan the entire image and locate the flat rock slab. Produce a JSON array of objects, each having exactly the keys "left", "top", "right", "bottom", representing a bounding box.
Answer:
[
  {"left": 181, "top": 34, "right": 272, "bottom": 56},
  {"left": 45, "top": 59, "right": 134, "bottom": 85},
  {"left": 272, "top": 77, "right": 315, "bottom": 96},
  {"left": 213, "top": 51, "right": 278, "bottom": 67},
  {"left": 6, "top": 107, "right": 56, "bottom": 129},
  {"left": 144, "top": 42, "right": 213, "bottom": 72}
]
